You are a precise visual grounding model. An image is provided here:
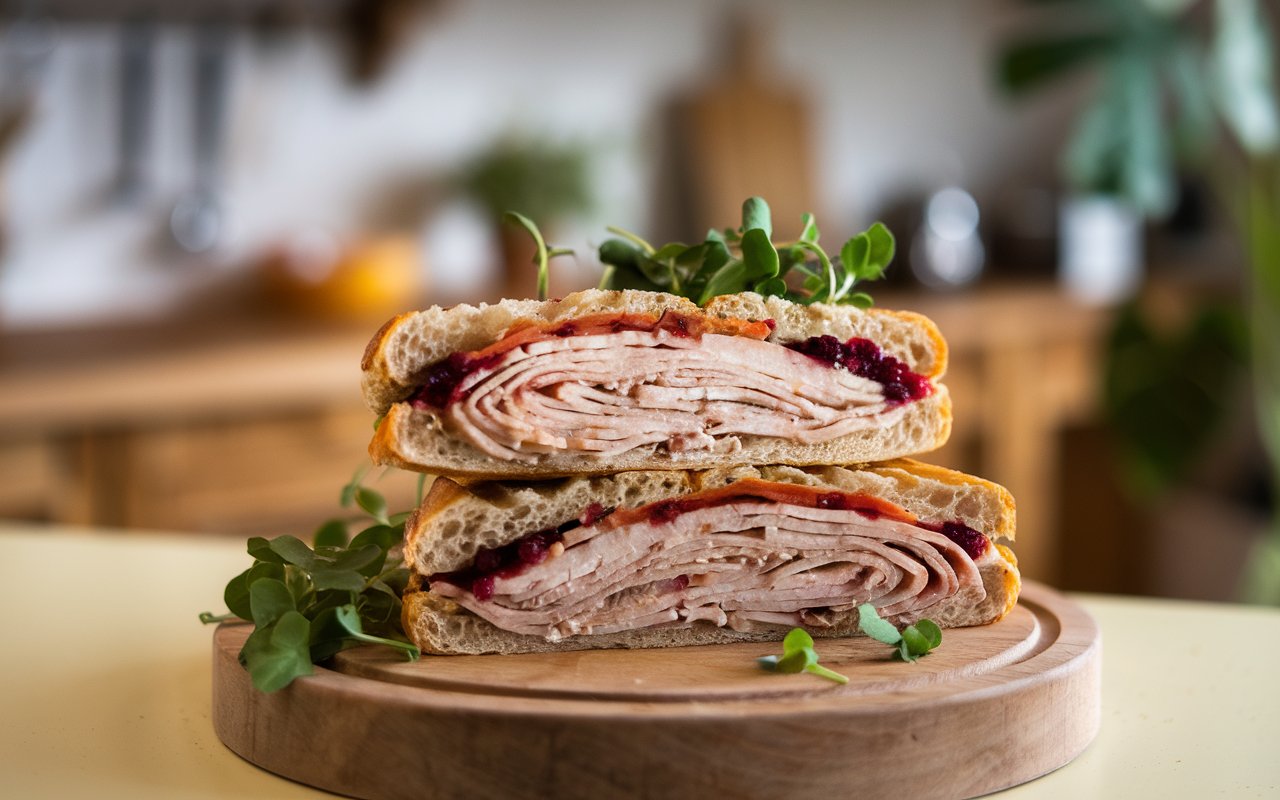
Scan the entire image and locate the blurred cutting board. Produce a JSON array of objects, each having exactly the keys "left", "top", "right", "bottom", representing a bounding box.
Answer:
[{"left": 665, "top": 14, "right": 819, "bottom": 240}]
